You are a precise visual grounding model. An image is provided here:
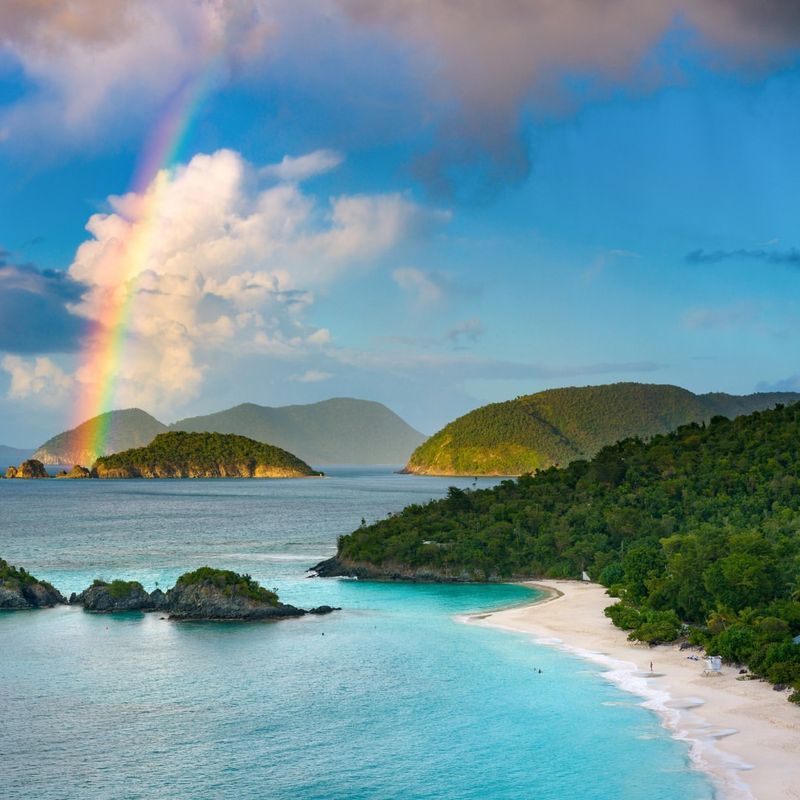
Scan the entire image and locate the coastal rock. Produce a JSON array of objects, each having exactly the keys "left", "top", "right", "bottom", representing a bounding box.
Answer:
[
  {"left": 0, "top": 559, "right": 66, "bottom": 609},
  {"left": 71, "top": 580, "right": 167, "bottom": 612},
  {"left": 56, "top": 465, "right": 92, "bottom": 479},
  {"left": 310, "top": 556, "right": 488, "bottom": 583},
  {"left": 166, "top": 578, "right": 306, "bottom": 620},
  {"left": 5, "top": 459, "right": 49, "bottom": 479}
]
